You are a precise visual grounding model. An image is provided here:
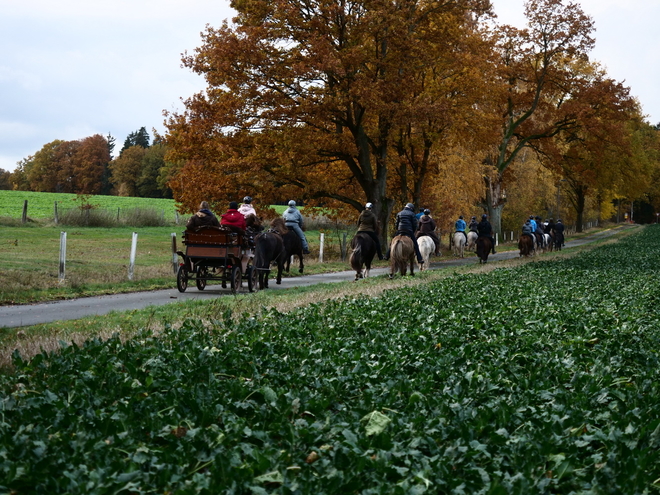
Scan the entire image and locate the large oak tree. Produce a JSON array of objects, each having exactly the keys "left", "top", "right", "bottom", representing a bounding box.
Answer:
[{"left": 165, "top": 0, "right": 492, "bottom": 240}]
